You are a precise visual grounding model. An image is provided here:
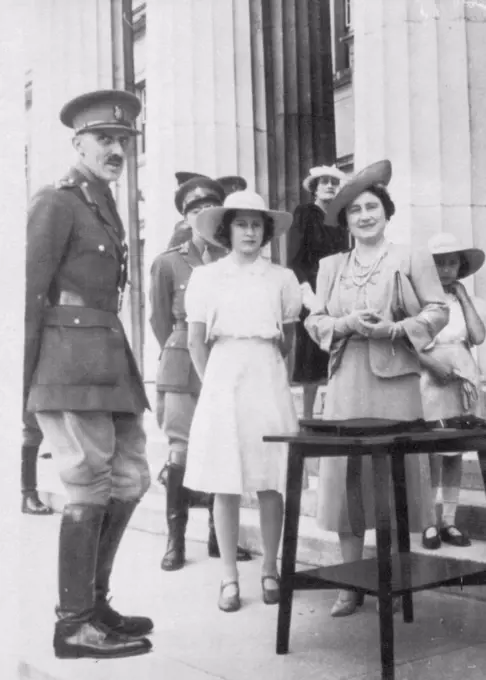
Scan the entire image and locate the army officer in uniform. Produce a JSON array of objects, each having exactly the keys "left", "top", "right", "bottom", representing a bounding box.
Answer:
[
  {"left": 24, "top": 90, "right": 152, "bottom": 659},
  {"left": 150, "top": 176, "right": 252, "bottom": 571},
  {"left": 167, "top": 173, "right": 248, "bottom": 249}
]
